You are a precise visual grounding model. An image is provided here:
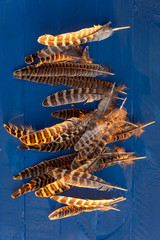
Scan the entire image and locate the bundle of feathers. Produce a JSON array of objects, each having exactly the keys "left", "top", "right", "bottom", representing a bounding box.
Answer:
[{"left": 4, "top": 22, "right": 154, "bottom": 220}]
